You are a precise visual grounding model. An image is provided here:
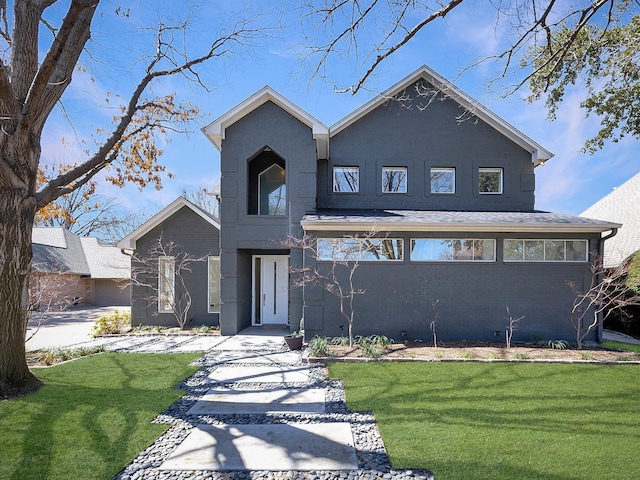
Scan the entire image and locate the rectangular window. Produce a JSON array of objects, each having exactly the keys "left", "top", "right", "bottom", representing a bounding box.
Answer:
[
  {"left": 208, "top": 256, "right": 220, "bottom": 313},
  {"left": 382, "top": 167, "right": 407, "bottom": 193},
  {"left": 317, "top": 238, "right": 403, "bottom": 261},
  {"left": 410, "top": 239, "right": 496, "bottom": 262},
  {"left": 158, "top": 256, "right": 175, "bottom": 313},
  {"left": 430, "top": 167, "right": 455, "bottom": 194},
  {"left": 333, "top": 166, "right": 359, "bottom": 192},
  {"left": 503, "top": 239, "right": 588, "bottom": 262},
  {"left": 479, "top": 168, "right": 503, "bottom": 194}
]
